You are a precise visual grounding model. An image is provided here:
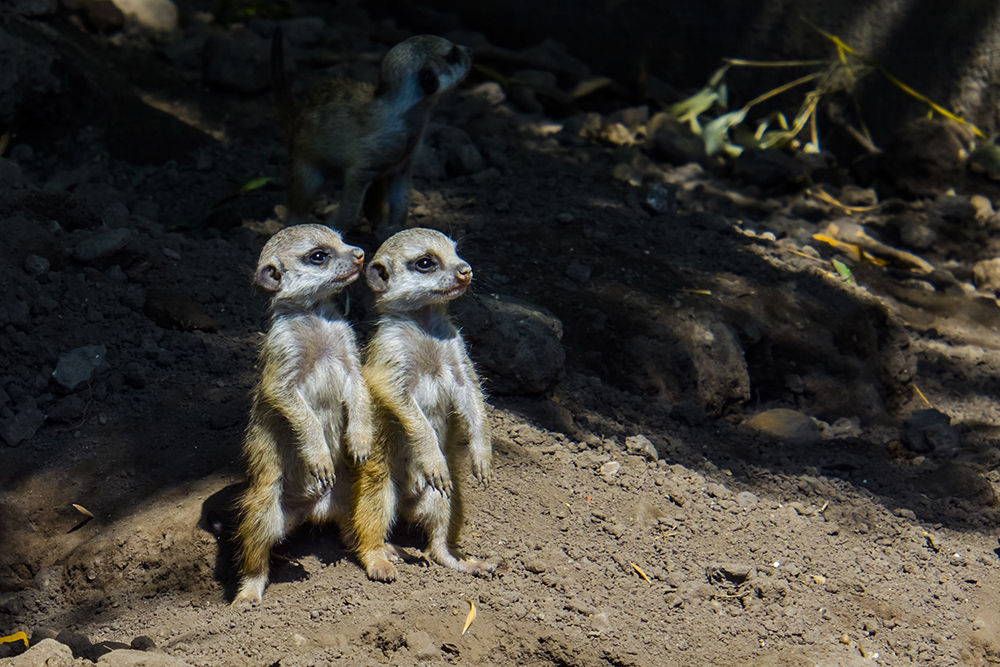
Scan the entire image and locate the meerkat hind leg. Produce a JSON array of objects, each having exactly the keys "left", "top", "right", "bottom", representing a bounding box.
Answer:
[
  {"left": 363, "top": 177, "right": 389, "bottom": 228},
  {"left": 234, "top": 480, "right": 287, "bottom": 605},
  {"left": 413, "top": 486, "right": 493, "bottom": 575},
  {"left": 353, "top": 465, "right": 398, "bottom": 582}
]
